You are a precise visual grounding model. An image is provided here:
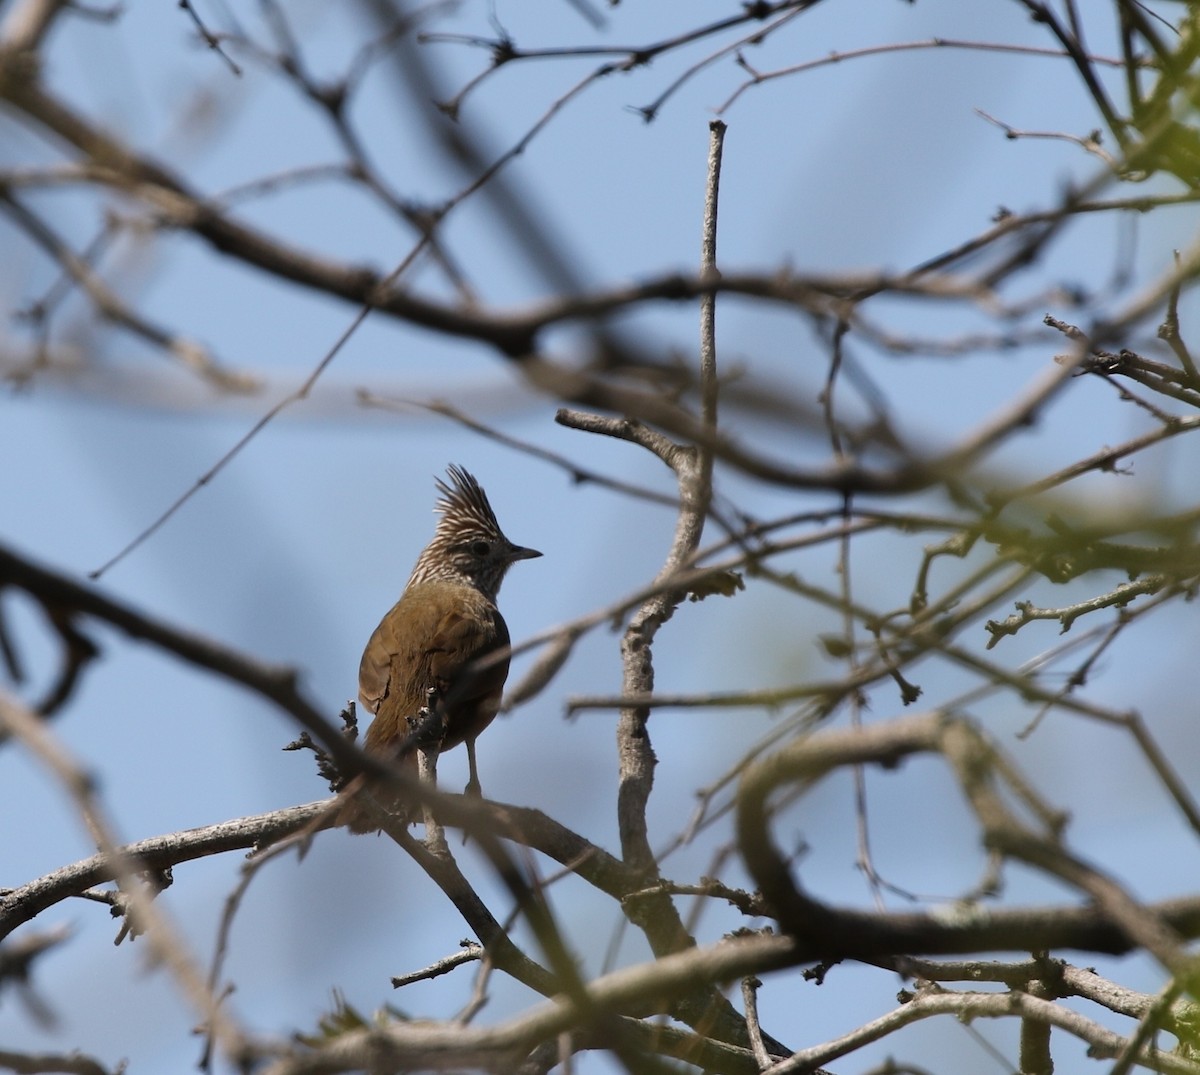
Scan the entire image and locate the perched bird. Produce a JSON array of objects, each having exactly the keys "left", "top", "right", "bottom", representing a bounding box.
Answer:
[{"left": 342, "top": 465, "right": 540, "bottom": 833}]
